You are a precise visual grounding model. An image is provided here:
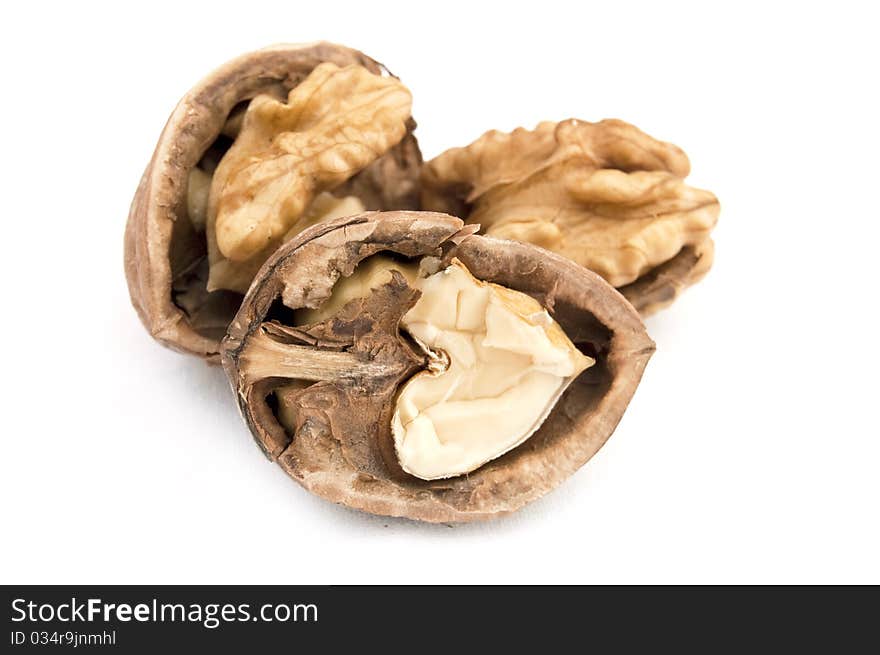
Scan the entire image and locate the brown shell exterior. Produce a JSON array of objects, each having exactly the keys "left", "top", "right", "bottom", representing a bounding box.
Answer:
[
  {"left": 222, "top": 211, "right": 655, "bottom": 522},
  {"left": 124, "top": 43, "right": 423, "bottom": 362}
]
